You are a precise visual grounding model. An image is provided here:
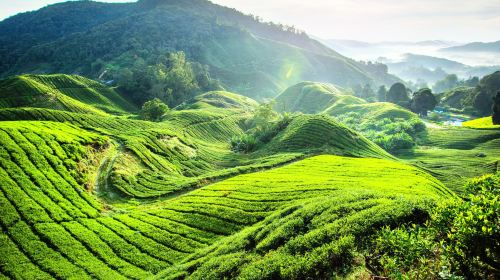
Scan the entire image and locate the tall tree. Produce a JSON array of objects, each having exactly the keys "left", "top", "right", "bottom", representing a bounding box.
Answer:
[
  {"left": 492, "top": 91, "right": 500, "bottom": 125},
  {"left": 386, "top": 83, "right": 410, "bottom": 108},
  {"left": 377, "top": 85, "right": 387, "bottom": 102},
  {"left": 410, "top": 88, "right": 438, "bottom": 116},
  {"left": 433, "top": 74, "right": 459, "bottom": 93},
  {"left": 141, "top": 98, "right": 169, "bottom": 121}
]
